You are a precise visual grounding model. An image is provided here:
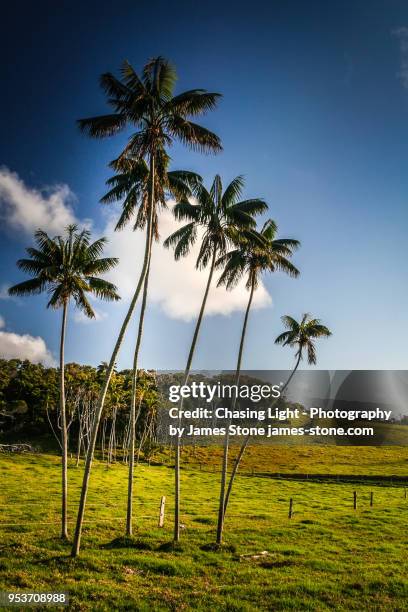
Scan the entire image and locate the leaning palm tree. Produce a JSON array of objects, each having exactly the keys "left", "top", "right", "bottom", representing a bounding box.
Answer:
[
  {"left": 215, "top": 220, "right": 300, "bottom": 544},
  {"left": 222, "top": 313, "right": 332, "bottom": 520},
  {"left": 164, "top": 175, "right": 268, "bottom": 541},
  {"left": 102, "top": 154, "right": 201, "bottom": 535},
  {"left": 275, "top": 313, "right": 332, "bottom": 371},
  {"left": 8, "top": 225, "right": 119, "bottom": 540},
  {"left": 71, "top": 57, "right": 221, "bottom": 556}
]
